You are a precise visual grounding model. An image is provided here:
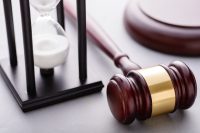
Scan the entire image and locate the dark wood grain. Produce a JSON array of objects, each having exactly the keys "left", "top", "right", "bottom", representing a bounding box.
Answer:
[
  {"left": 107, "top": 71, "right": 152, "bottom": 124},
  {"left": 165, "top": 61, "right": 197, "bottom": 110},
  {"left": 63, "top": 1, "right": 197, "bottom": 124},
  {"left": 124, "top": 0, "right": 200, "bottom": 56},
  {"left": 107, "top": 61, "right": 197, "bottom": 124}
]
